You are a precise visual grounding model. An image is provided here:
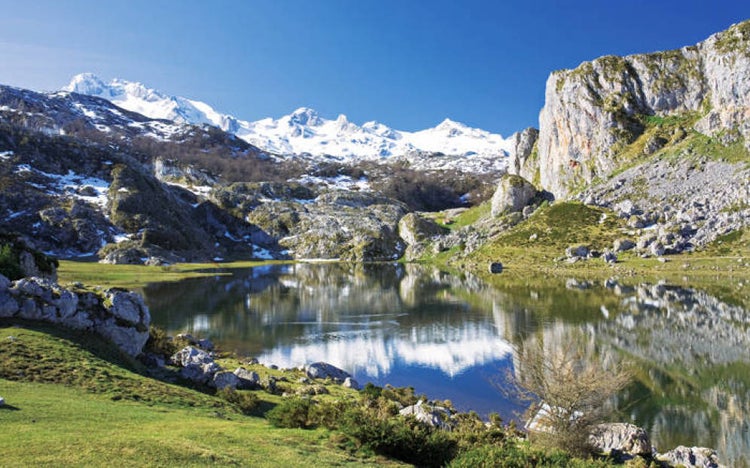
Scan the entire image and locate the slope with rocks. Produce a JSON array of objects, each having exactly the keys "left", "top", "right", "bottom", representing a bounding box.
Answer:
[{"left": 0, "top": 84, "right": 415, "bottom": 263}]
